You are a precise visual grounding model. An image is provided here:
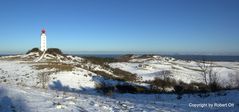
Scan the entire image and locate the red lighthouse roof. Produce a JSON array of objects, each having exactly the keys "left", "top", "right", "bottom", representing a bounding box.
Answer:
[{"left": 41, "top": 29, "right": 46, "bottom": 33}]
